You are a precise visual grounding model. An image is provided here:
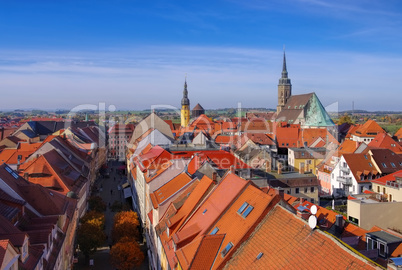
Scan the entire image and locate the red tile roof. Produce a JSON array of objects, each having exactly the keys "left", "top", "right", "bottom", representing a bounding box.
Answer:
[
  {"left": 185, "top": 150, "right": 250, "bottom": 175},
  {"left": 224, "top": 205, "right": 377, "bottom": 270},
  {"left": 352, "top": 120, "right": 385, "bottom": 138},
  {"left": 171, "top": 173, "right": 248, "bottom": 247},
  {"left": 176, "top": 234, "right": 224, "bottom": 270},
  {"left": 343, "top": 153, "right": 379, "bottom": 183},
  {"left": 371, "top": 170, "right": 402, "bottom": 186},
  {"left": 150, "top": 172, "right": 193, "bottom": 209},
  {"left": 369, "top": 133, "right": 402, "bottom": 154}
]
